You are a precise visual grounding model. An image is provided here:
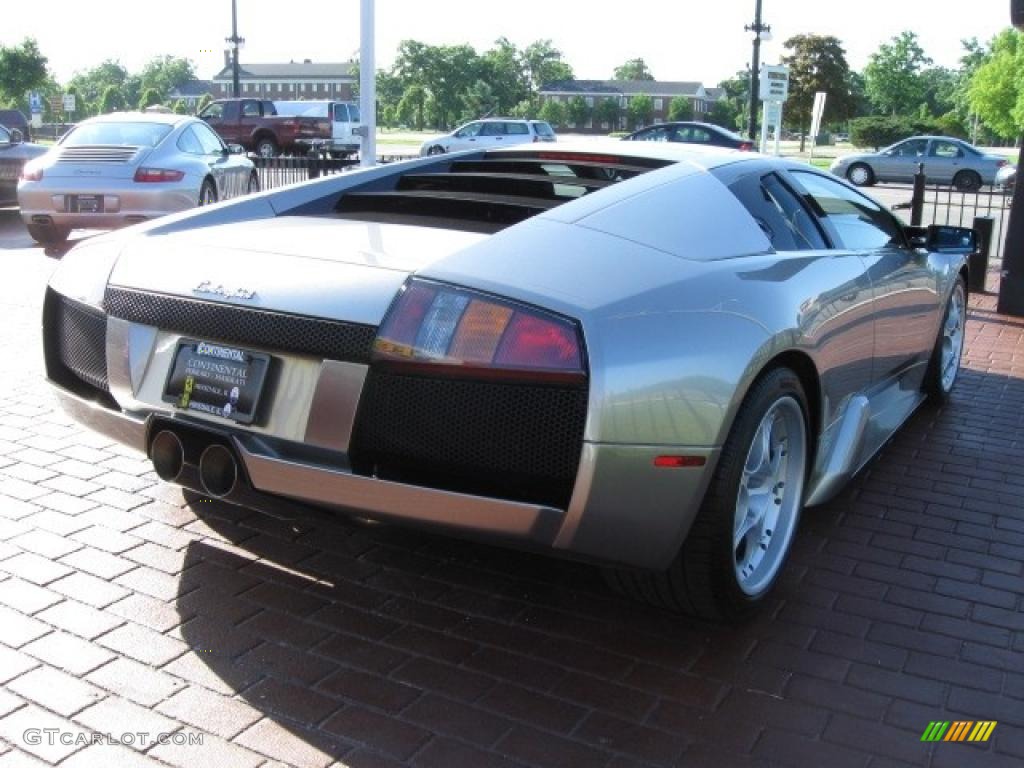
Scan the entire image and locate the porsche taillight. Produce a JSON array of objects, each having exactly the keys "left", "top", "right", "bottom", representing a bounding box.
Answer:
[{"left": 374, "top": 279, "right": 585, "bottom": 381}]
